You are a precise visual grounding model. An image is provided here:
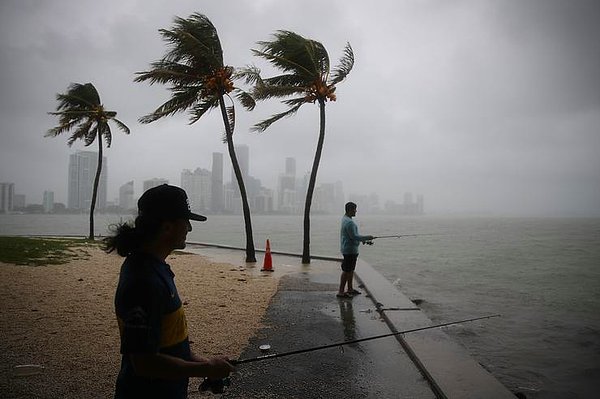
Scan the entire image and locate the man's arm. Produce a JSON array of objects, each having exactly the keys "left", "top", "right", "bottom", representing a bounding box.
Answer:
[
  {"left": 349, "top": 221, "right": 373, "bottom": 242},
  {"left": 129, "top": 352, "right": 233, "bottom": 380}
]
